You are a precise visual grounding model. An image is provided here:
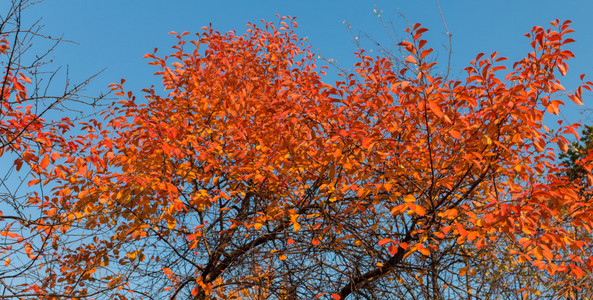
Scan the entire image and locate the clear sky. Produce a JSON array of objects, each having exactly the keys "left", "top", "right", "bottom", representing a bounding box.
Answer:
[{"left": 18, "top": 0, "right": 593, "bottom": 128}]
